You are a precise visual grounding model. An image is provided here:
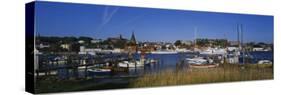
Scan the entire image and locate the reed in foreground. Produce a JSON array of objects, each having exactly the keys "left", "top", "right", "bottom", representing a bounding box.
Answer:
[{"left": 129, "top": 64, "right": 273, "bottom": 87}]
